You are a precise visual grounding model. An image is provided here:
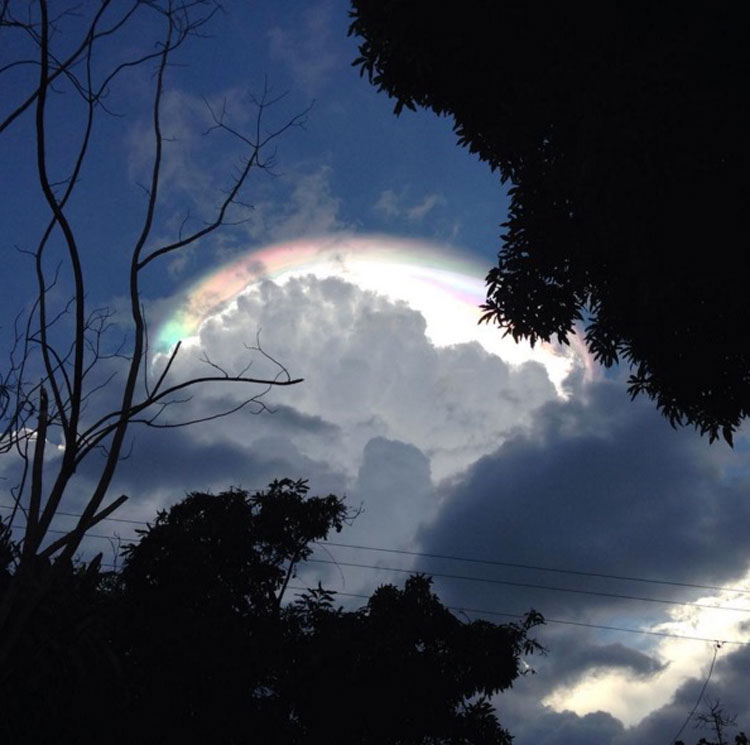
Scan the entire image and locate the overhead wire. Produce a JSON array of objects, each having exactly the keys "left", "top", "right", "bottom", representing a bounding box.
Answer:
[
  {"left": 285, "top": 587, "right": 747, "bottom": 647},
  {"left": 4, "top": 502, "right": 748, "bottom": 597},
  {"left": 304, "top": 558, "right": 750, "bottom": 614},
  {"left": 669, "top": 642, "right": 721, "bottom": 743},
  {"left": 319, "top": 540, "right": 750, "bottom": 597},
  {"left": 7, "top": 517, "right": 750, "bottom": 614},
  {"left": 2, "top": 503, "right": 750, "bottom": 645}
]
